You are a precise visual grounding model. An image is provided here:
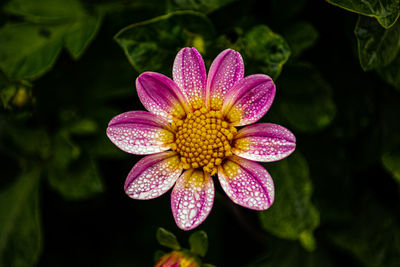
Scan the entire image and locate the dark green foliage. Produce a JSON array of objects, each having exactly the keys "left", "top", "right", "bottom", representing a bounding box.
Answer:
[
  {"left": 236, "top": 25, "right": 291, "bottom": 79},
  {"left": 169, "top": 0, "right": 238, "bottom": 13},
  {"left": 282, "top": 22, "right": 318, "bottom": 58},
  {"left": 156, "top": 228, "right": 181, "bottom": 250},
  {"left": 0, "top": 167, "right": 42, "bottom": 267},
  {"left": 189, "top": 230, "right": 208, "bottom": 257},
  {"left": 115, "top": 11, "right": 215, "bottom": 74},
  {"left": 328, "top": 197, "right": 400, "bottom": 267},
  {"left": 259, "top": 152, "right": 319, "bottom": 251},
  {"left": 326, "top": 0, "right": 400, "bottom": 28},
  {"left": 277, "top": 63, "right": 336, "bottom": 133},
  {"left": 355, "top": 16, "right": 400, "bottom": 71},
  {"left": 0, "top": 0, "right": 102, "bottom": 80}
]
